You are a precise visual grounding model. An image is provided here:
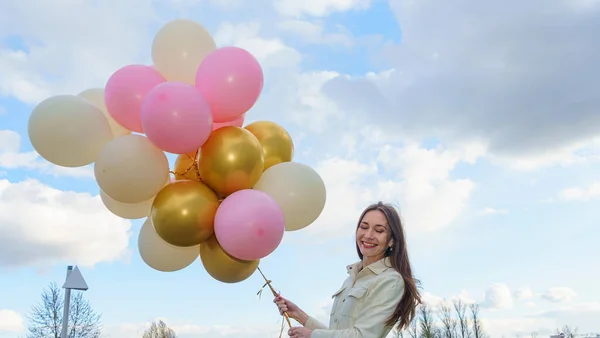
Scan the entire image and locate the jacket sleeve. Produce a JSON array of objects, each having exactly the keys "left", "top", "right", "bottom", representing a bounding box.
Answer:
[
  {"left": 310, "top": 276, "right": 404, "bottom": 338},
  {"left": 305, "top": 316, "right": 328, "bottom": 330}
]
